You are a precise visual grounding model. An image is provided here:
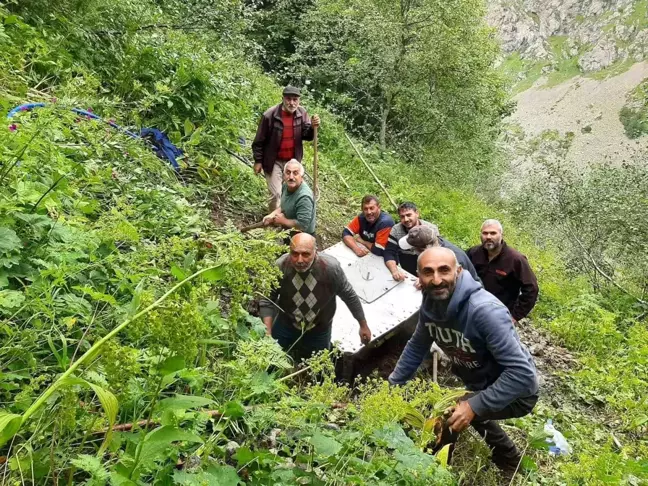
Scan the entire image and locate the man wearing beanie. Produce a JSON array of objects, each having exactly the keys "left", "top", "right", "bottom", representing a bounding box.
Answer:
[{"left": 398, "top": 224, "right": 479, "bottom": 282}]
